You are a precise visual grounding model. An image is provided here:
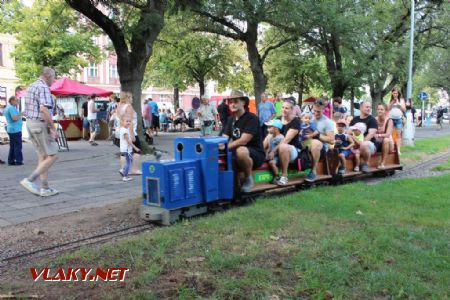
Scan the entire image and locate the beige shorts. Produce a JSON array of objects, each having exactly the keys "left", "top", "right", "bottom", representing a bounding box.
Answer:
[{"left": 27, "top": 120, "right": 58, "bottom": 156}]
